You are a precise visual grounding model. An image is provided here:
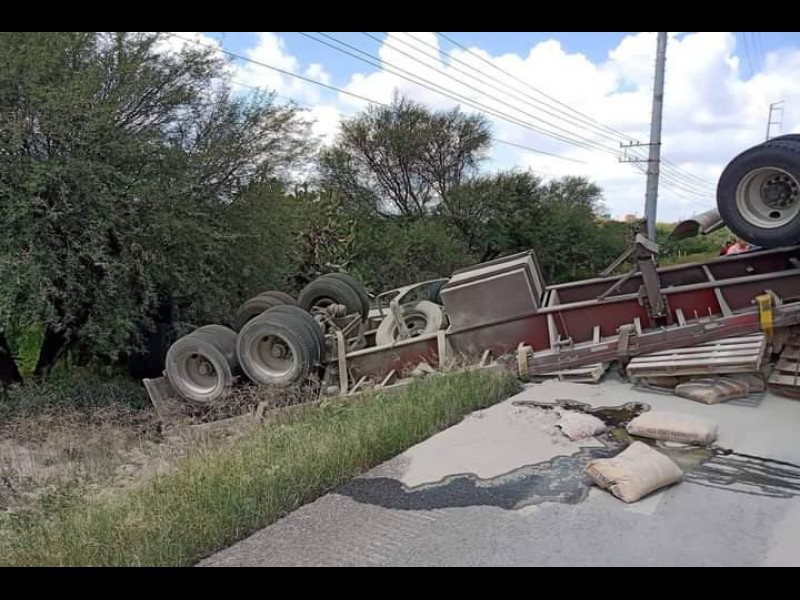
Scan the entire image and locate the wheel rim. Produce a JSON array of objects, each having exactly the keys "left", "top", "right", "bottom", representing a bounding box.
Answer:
[
  {"left": 250, "top": 334, "right": 296, "bottom": 379},
  {"left": 392, "top": 312, "right": 428, "bottom": 341},
  {"left": 735, "top": 167, "right": 800, "bottom": 229},
  {"left": 311, "top": 296, "right": 338, "bottom": 310},
  {"left": 177, "top": 353, "right": 222, "bottom": 397}
]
